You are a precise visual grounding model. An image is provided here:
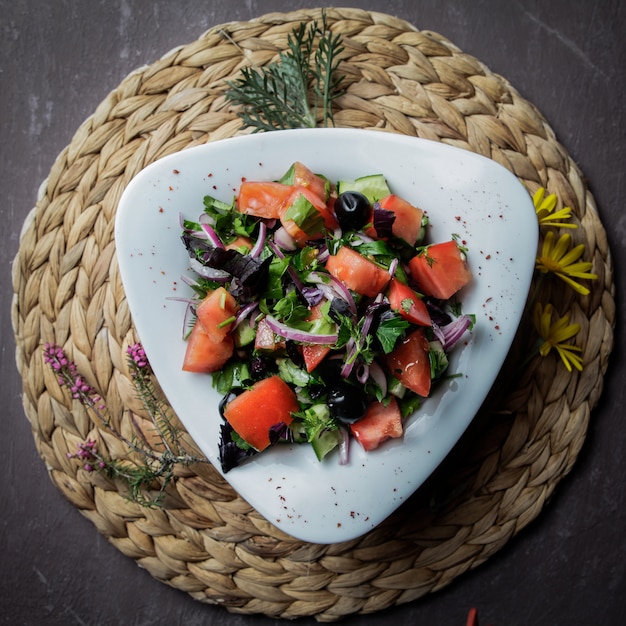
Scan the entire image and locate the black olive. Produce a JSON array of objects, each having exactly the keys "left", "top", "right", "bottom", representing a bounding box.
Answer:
[
  {"left": 334, "top": 191, "right": 371, "bottom": 232},
  {"left": 328, "top": 297, "right": 352, "bottom": 323},
  {"left": 327, "top": 383, "right": 368, "bottom": 424}
]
